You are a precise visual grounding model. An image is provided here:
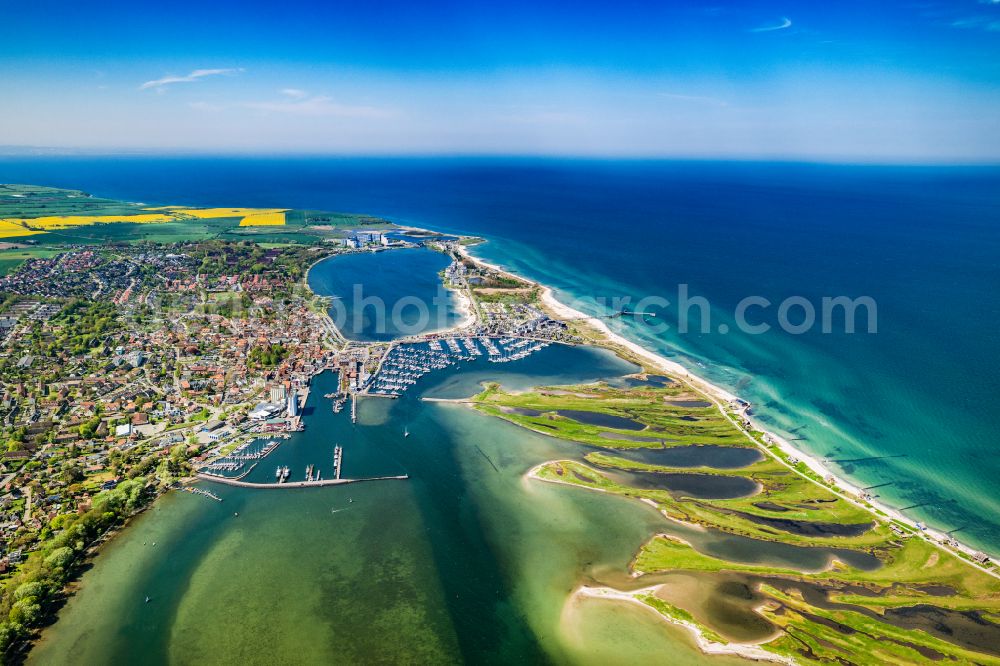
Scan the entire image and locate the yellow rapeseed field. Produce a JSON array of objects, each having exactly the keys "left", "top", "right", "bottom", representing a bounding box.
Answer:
[
  {"left": 0, "top": 220, "right": 44, "bottom": 238},
  {"left": 239, "top": 211, "right": 287, "bottom": 226},
  {"left": 42, "top": 214, "right": 172, "bottom": 227},
  {"left": 162, "top": 207, "right": 287, "bottom": 219},
  {"left": 0, "top": 214, "right": 175, "bottom": 237},
  {"left": 0, "top": 206, "right": 290, "bottom": 238}
]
